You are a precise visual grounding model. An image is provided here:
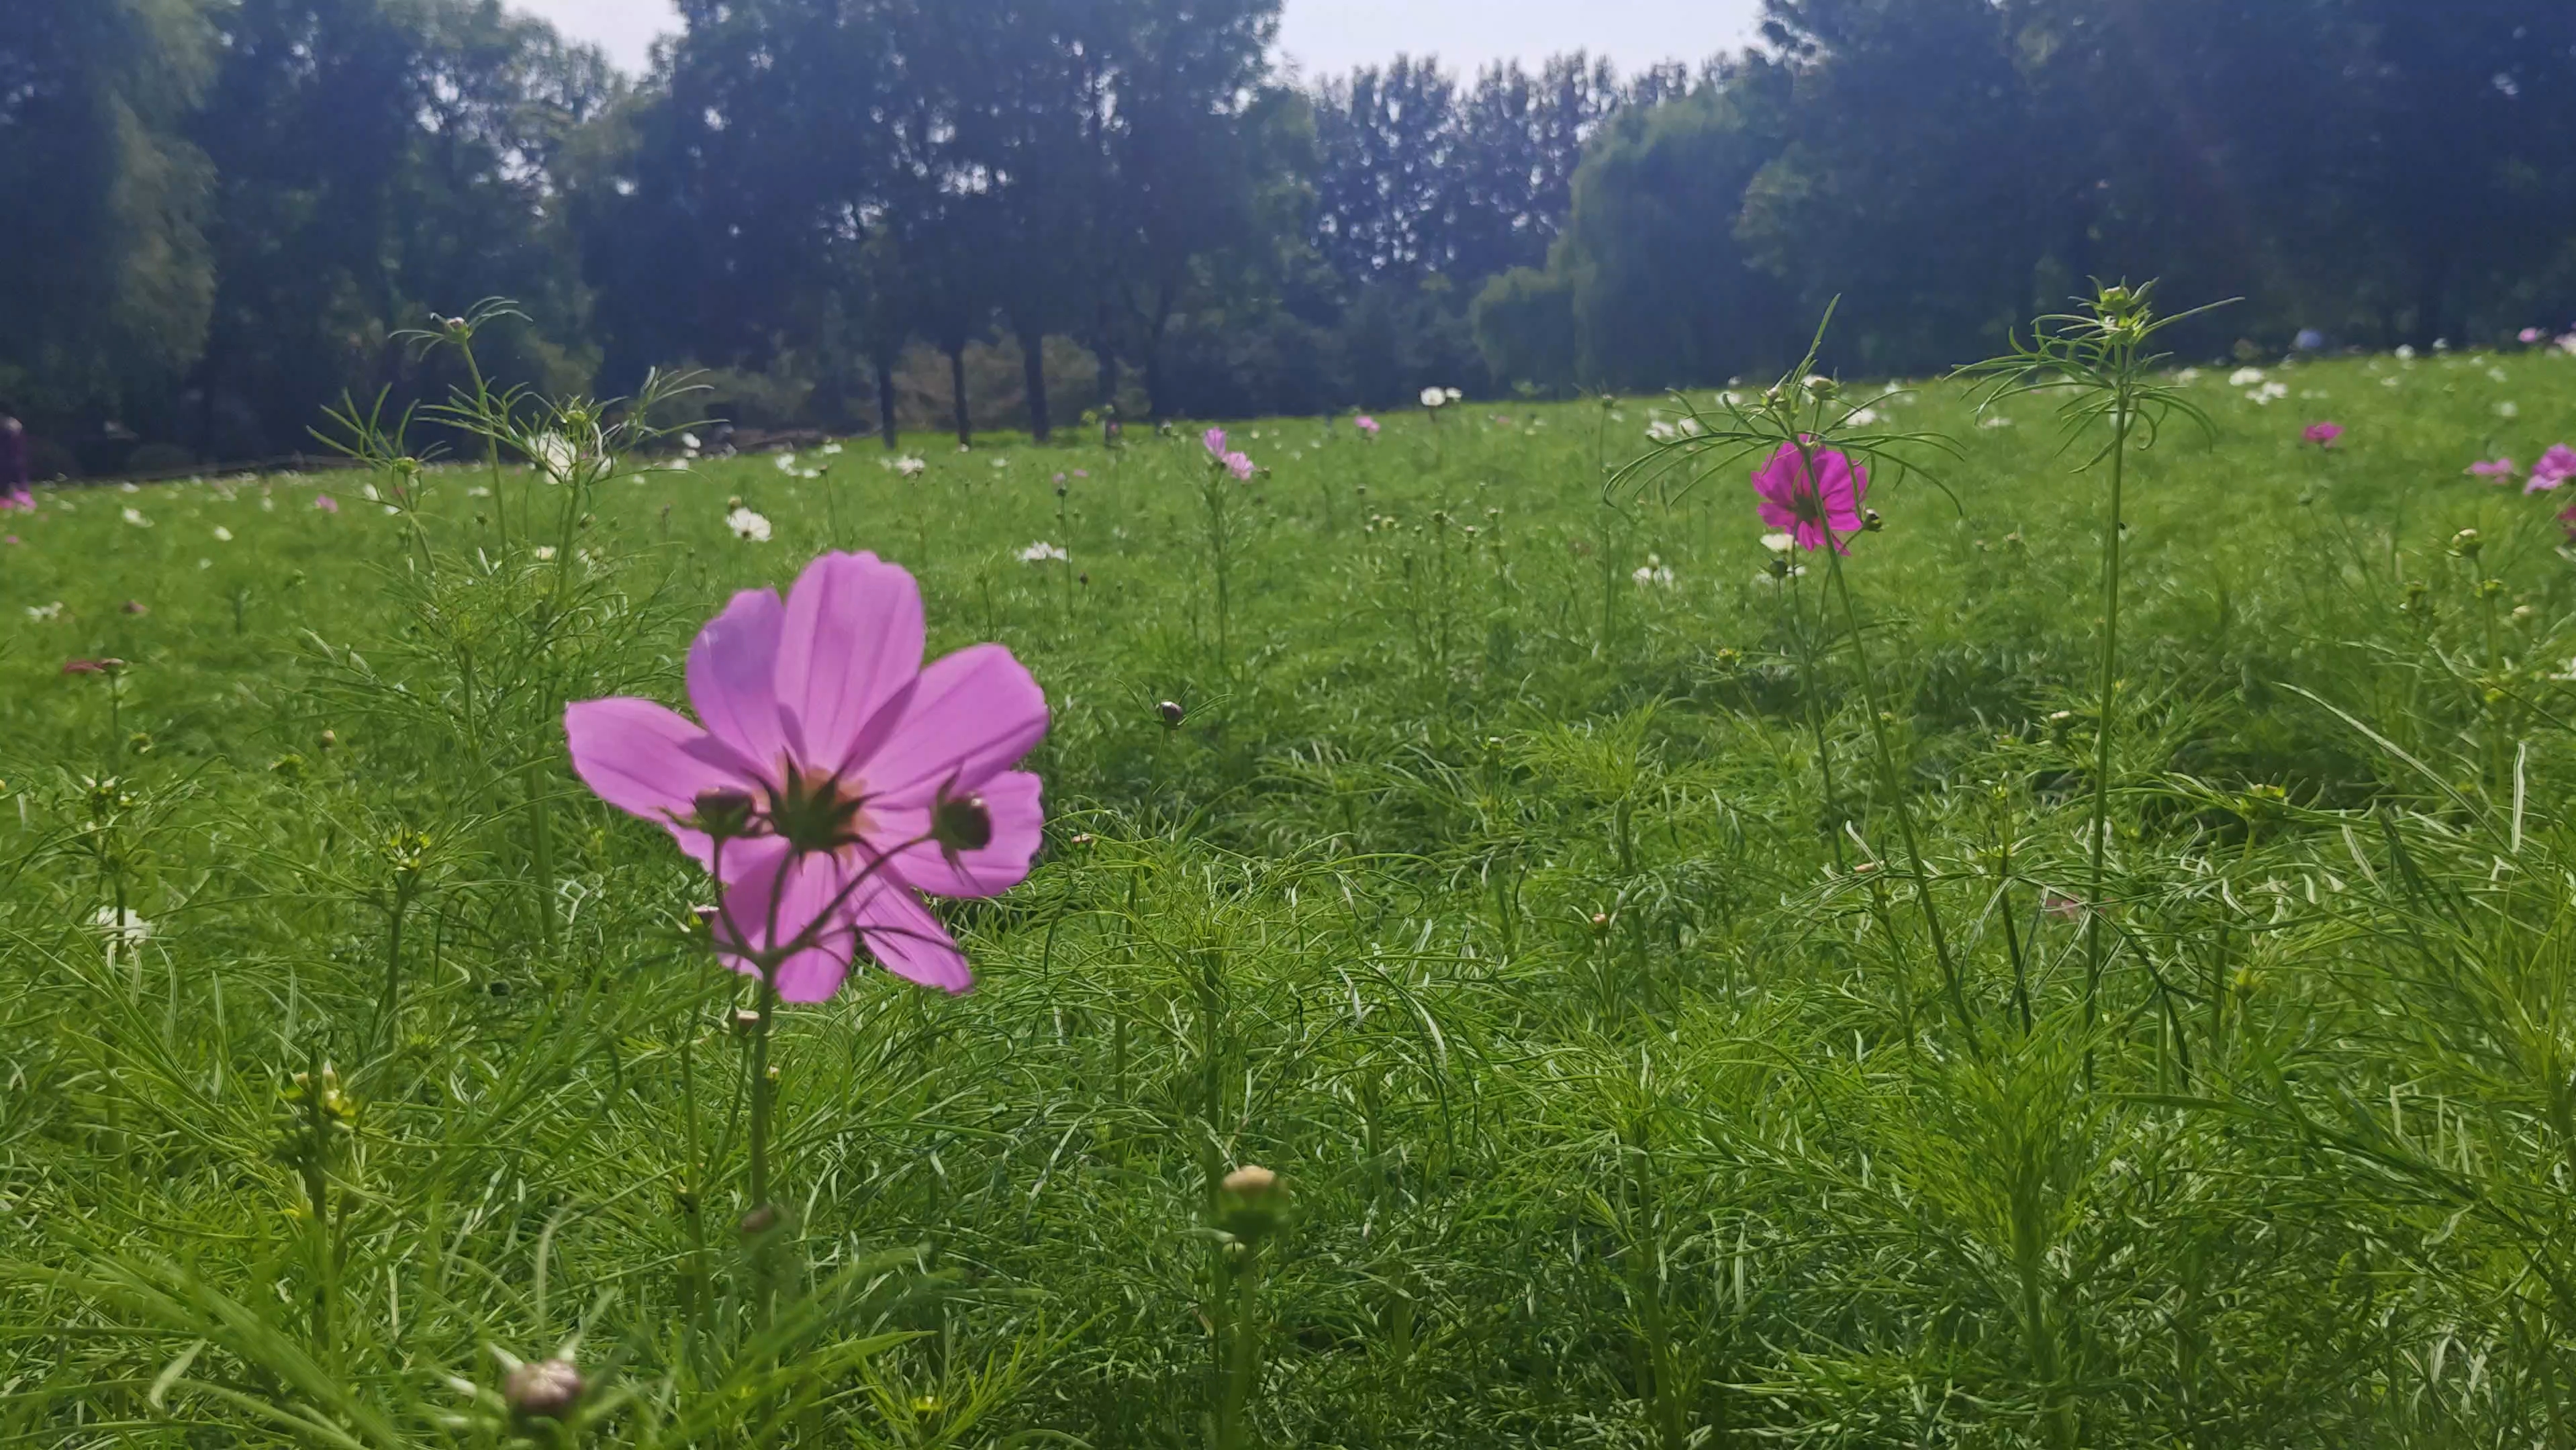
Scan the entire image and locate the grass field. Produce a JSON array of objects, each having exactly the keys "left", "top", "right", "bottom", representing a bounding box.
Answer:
[{"left": 6, "top": 336, "right": 2576, "bottom": 1447}]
